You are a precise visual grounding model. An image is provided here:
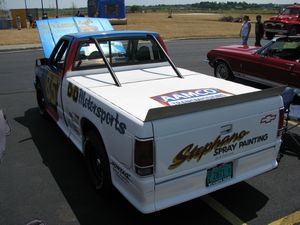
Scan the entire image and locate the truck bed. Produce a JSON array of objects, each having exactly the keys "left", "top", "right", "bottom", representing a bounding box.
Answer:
[{"left": 68, "top": 65, "right": 263, "bottom": 121}]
